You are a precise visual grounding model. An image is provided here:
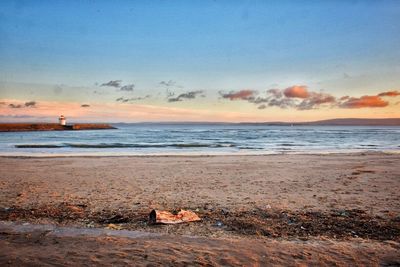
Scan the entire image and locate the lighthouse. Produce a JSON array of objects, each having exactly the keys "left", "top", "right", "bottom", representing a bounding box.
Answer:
[{"left": 59, "top": 115, "right": 66, "bottom": 126}]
